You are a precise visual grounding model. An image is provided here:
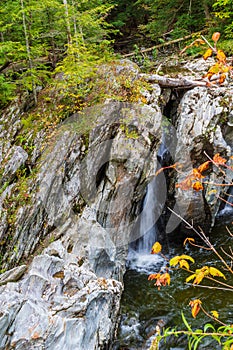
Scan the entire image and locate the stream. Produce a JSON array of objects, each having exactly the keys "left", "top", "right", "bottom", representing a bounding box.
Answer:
[
  {"left": 115, "top": 164, "right": 233, "bottom": 350},
  {"left": 116, "top": 222, "right": 233, "bottom": 350}
]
